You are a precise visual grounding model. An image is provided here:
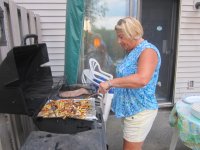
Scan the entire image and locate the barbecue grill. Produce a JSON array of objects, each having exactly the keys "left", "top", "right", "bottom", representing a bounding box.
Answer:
[{"left": 0, "top": 34, "right": 107, "bottom": 149}]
